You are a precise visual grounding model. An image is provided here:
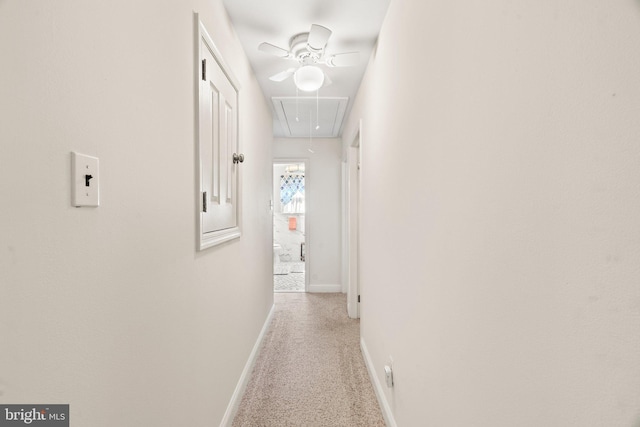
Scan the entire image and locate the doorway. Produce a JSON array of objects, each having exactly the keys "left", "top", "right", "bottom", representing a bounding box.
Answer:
[
  {"left": 273, "top": 160, "right": 308, "bottom": 292},
  {"left": 348, "top": 142, "right": 360, "bottom": 318},
  {"left": 346, "top": 122, "right": 362, "bottom": 318}
]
